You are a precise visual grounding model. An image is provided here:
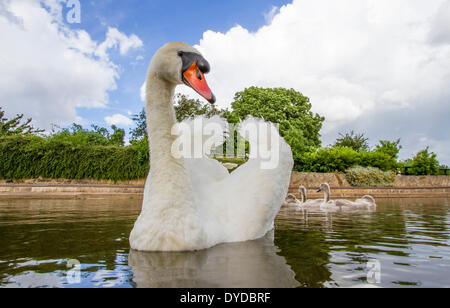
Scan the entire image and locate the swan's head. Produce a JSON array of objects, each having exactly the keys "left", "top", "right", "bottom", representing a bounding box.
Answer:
[
  {"left": 285, "top": 194, "right": 297, "bottom": 202},
  {"left": 361, "top": 195, "right": 376, "bottom": 204},
  {"left": 149, "top": 42, "right": 215, "bottom": 104},
  {"left": 317, "top": 183, "right": 330, "bottom": 193}
]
